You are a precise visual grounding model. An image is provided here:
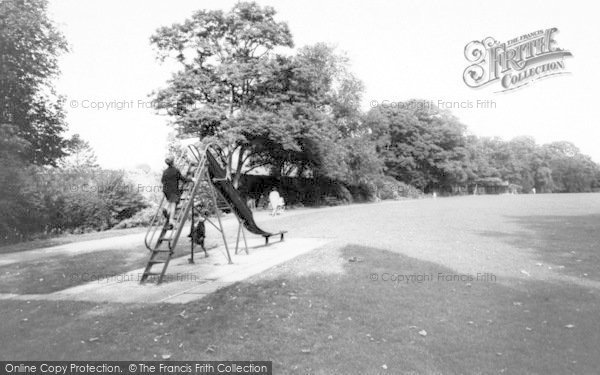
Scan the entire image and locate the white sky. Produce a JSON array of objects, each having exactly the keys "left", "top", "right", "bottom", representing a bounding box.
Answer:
[{"left": 48, "top": 0, "right": 600, "bottom": 169}]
